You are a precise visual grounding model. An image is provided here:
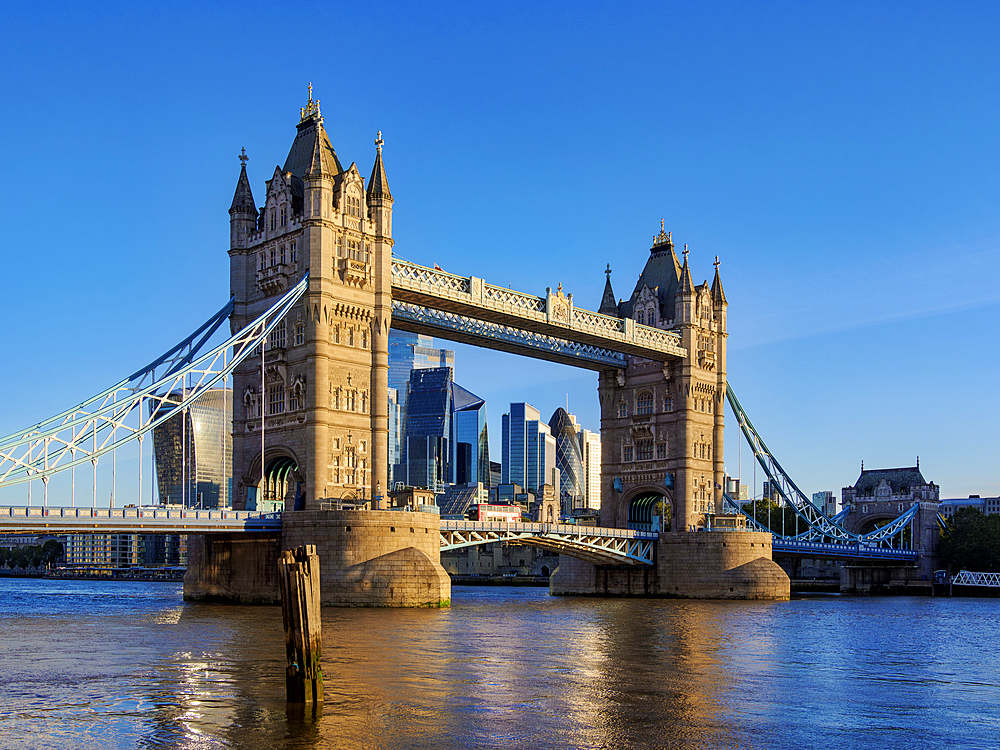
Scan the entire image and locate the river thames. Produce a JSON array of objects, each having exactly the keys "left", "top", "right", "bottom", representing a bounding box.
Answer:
[{"left": 0, "top": 578, "right": 996, "bottom": 749}]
